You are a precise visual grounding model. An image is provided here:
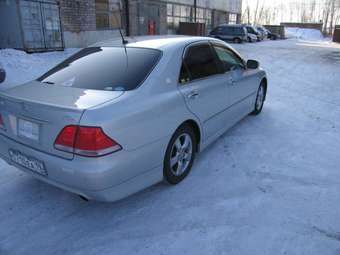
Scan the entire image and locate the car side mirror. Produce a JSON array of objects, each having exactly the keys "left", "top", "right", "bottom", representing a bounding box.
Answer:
[
  {"left": 247, "top": 60, "right": 259, "bottom": 69},
  {"left": 0, "top": 68, "right": 6, "bottom": 83}
]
